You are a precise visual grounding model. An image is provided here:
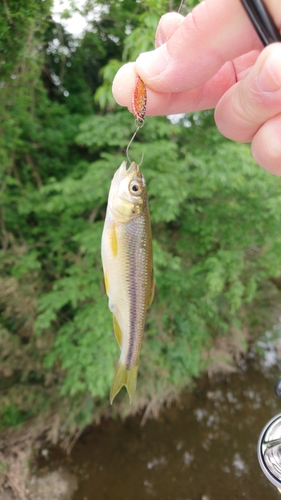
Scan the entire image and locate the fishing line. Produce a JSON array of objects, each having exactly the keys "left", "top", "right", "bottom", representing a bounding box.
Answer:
[
  {"left": 126, "top": 121, "right": 145, "bottom": 165},
  {"left": 126, "top": 0, "right": 185, "bottom": 164},
  {"left": 177, "top": 0, "right": 184, "bottom": 13}
]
